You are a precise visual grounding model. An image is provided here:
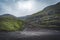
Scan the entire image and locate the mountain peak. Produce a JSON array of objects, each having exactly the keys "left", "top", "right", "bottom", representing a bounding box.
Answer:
[
  {"left": 2, "top": 14, "right": 13, "bottom": 16},
  {"left": 1, "top": 14, "right": 16, "bottom": 17},
  {"left": 56, "top": 2, "right": 60, "bottom": 5}
]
